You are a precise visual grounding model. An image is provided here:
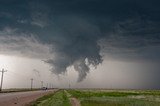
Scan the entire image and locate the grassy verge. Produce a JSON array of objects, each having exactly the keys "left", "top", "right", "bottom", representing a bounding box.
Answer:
[{"left": 30, "top": 90, "right": 71, "bottom": 106}]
